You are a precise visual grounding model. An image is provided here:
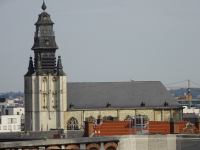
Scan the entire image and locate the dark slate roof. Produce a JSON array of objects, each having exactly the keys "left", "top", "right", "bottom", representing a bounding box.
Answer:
[
  {"left": 0, "top": 130, "right": 84, "bottom": 139},
  {"left": 0, "top": 130, "right": 57, "bottom": 139},
  {"left": 35, "top": 12, "right": 54, "bottom": 25},
  {"left": 67, "top": 81, "right": 181, "bottom": 109},
  {"left": 67, "top": 130, "right": 84, "bottom": 138}
]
